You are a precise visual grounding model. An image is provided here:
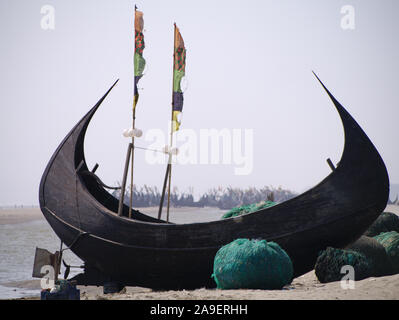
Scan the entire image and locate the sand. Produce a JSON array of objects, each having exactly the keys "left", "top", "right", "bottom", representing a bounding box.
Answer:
[
  {"left": 0, "top": 207, "right": 43, "bottom": 225},
  {"left": 74, "top": 270, "right": 399, "bottom": 300},
  {"left": 6, "top": 271, "right": 399, "bottom": 300},
  {"left": 83, "top": 272, "right": 399, "bottom": 300},
  {"left": 2, "top": 205, "right": 399, "bottom": 300}
]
